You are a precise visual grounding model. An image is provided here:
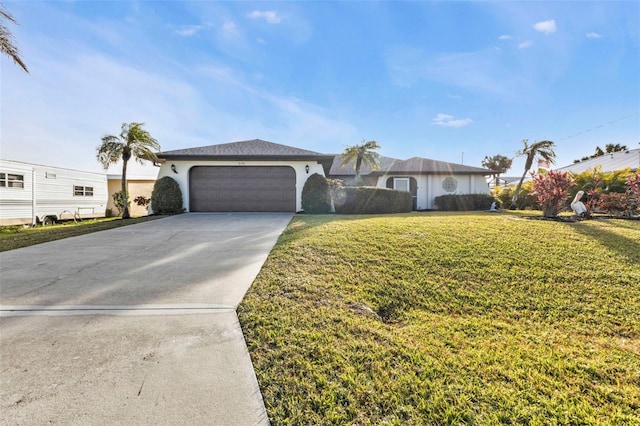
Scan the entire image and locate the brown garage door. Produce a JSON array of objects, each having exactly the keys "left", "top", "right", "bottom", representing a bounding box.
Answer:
[{"left": 189, "top": 166, "right": 296, "bottom": 212}]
